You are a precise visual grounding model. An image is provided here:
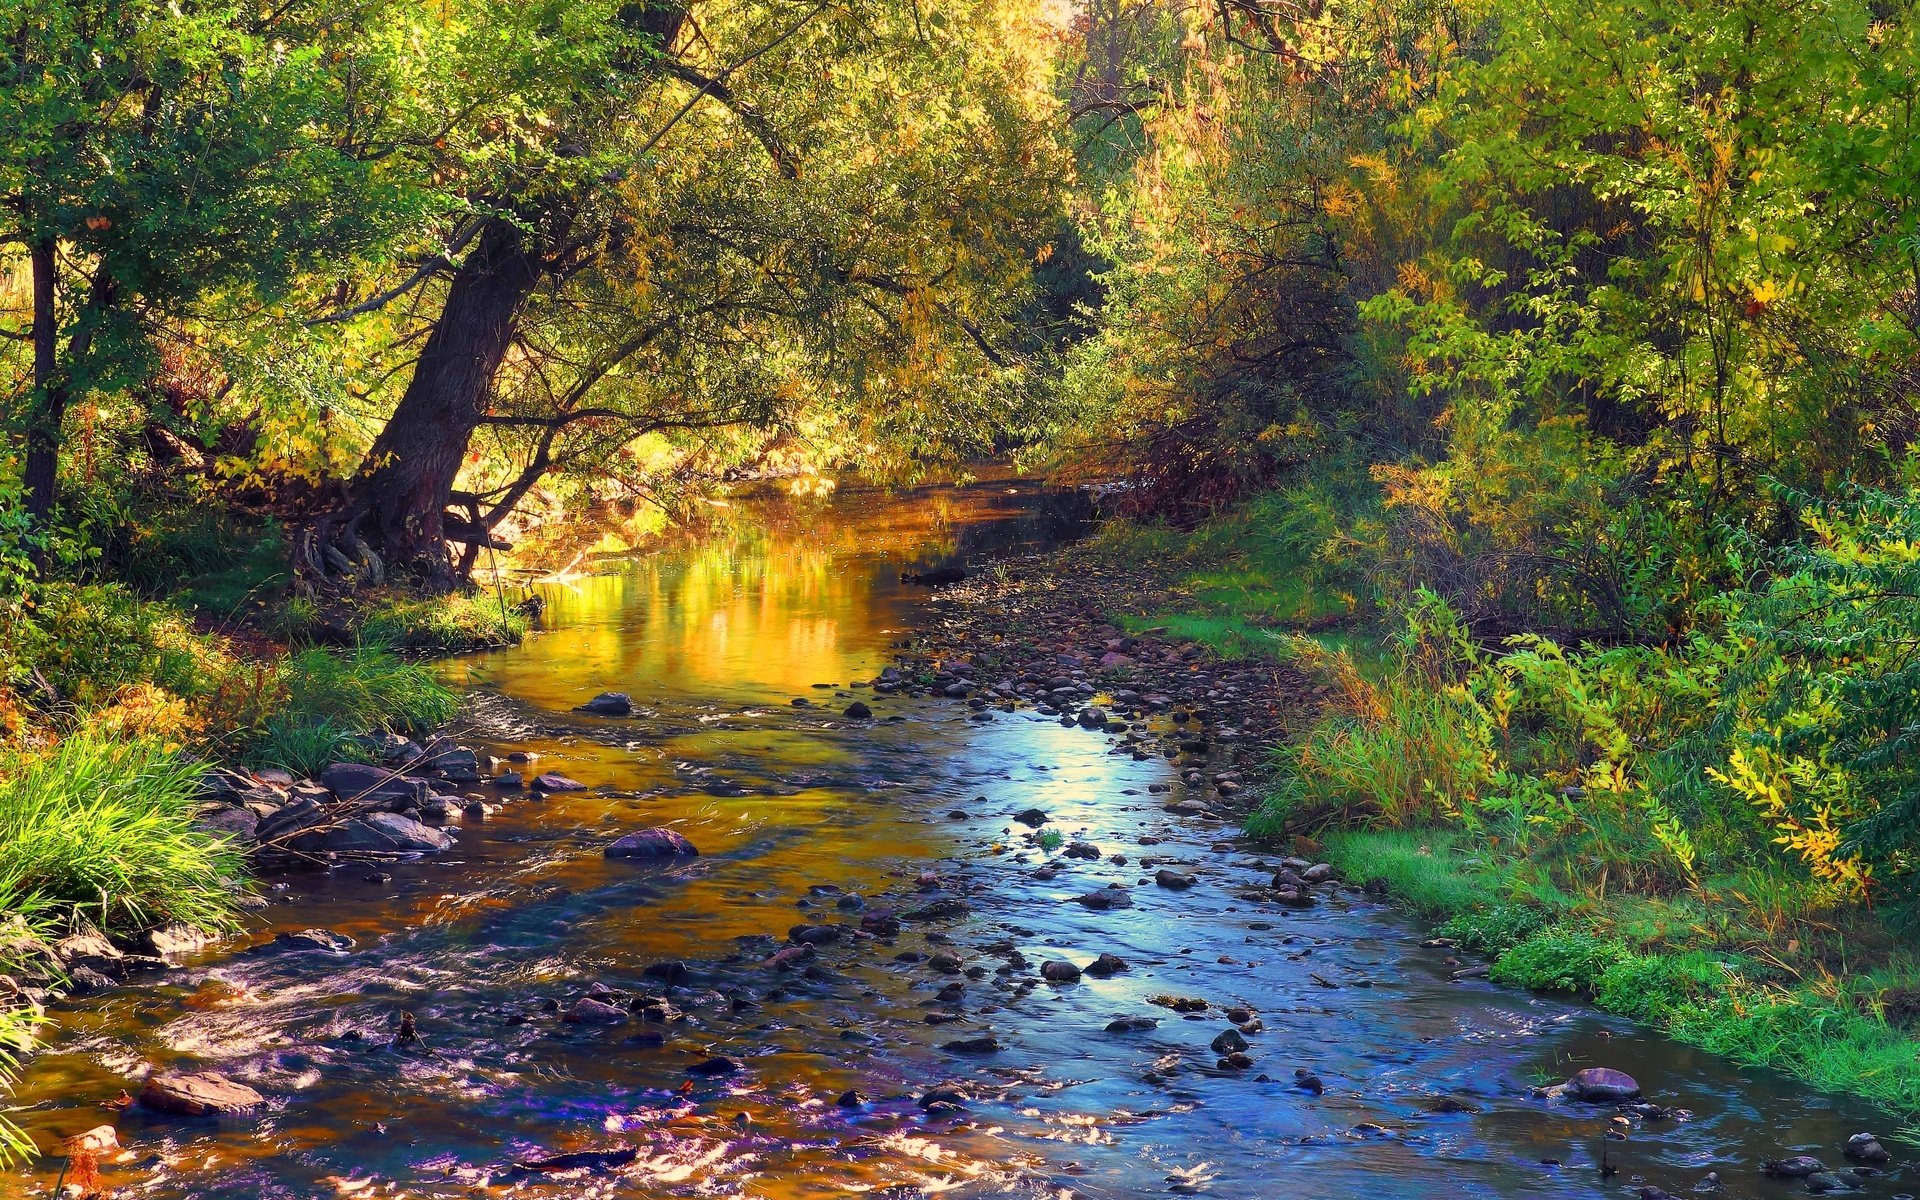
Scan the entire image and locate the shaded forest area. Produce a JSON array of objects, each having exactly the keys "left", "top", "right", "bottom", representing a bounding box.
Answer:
[{"left": 5, "top": 0, "right": 1920, "bottom": 1144}]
